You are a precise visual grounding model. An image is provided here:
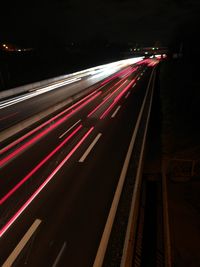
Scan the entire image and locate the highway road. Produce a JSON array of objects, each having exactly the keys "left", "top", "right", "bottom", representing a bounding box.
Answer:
[
  {"left": 0, "top": 58, "right": 159, "bottom": 266},
  {"left": 0, "top": 57, "right": 142, "bottom": 132}
]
